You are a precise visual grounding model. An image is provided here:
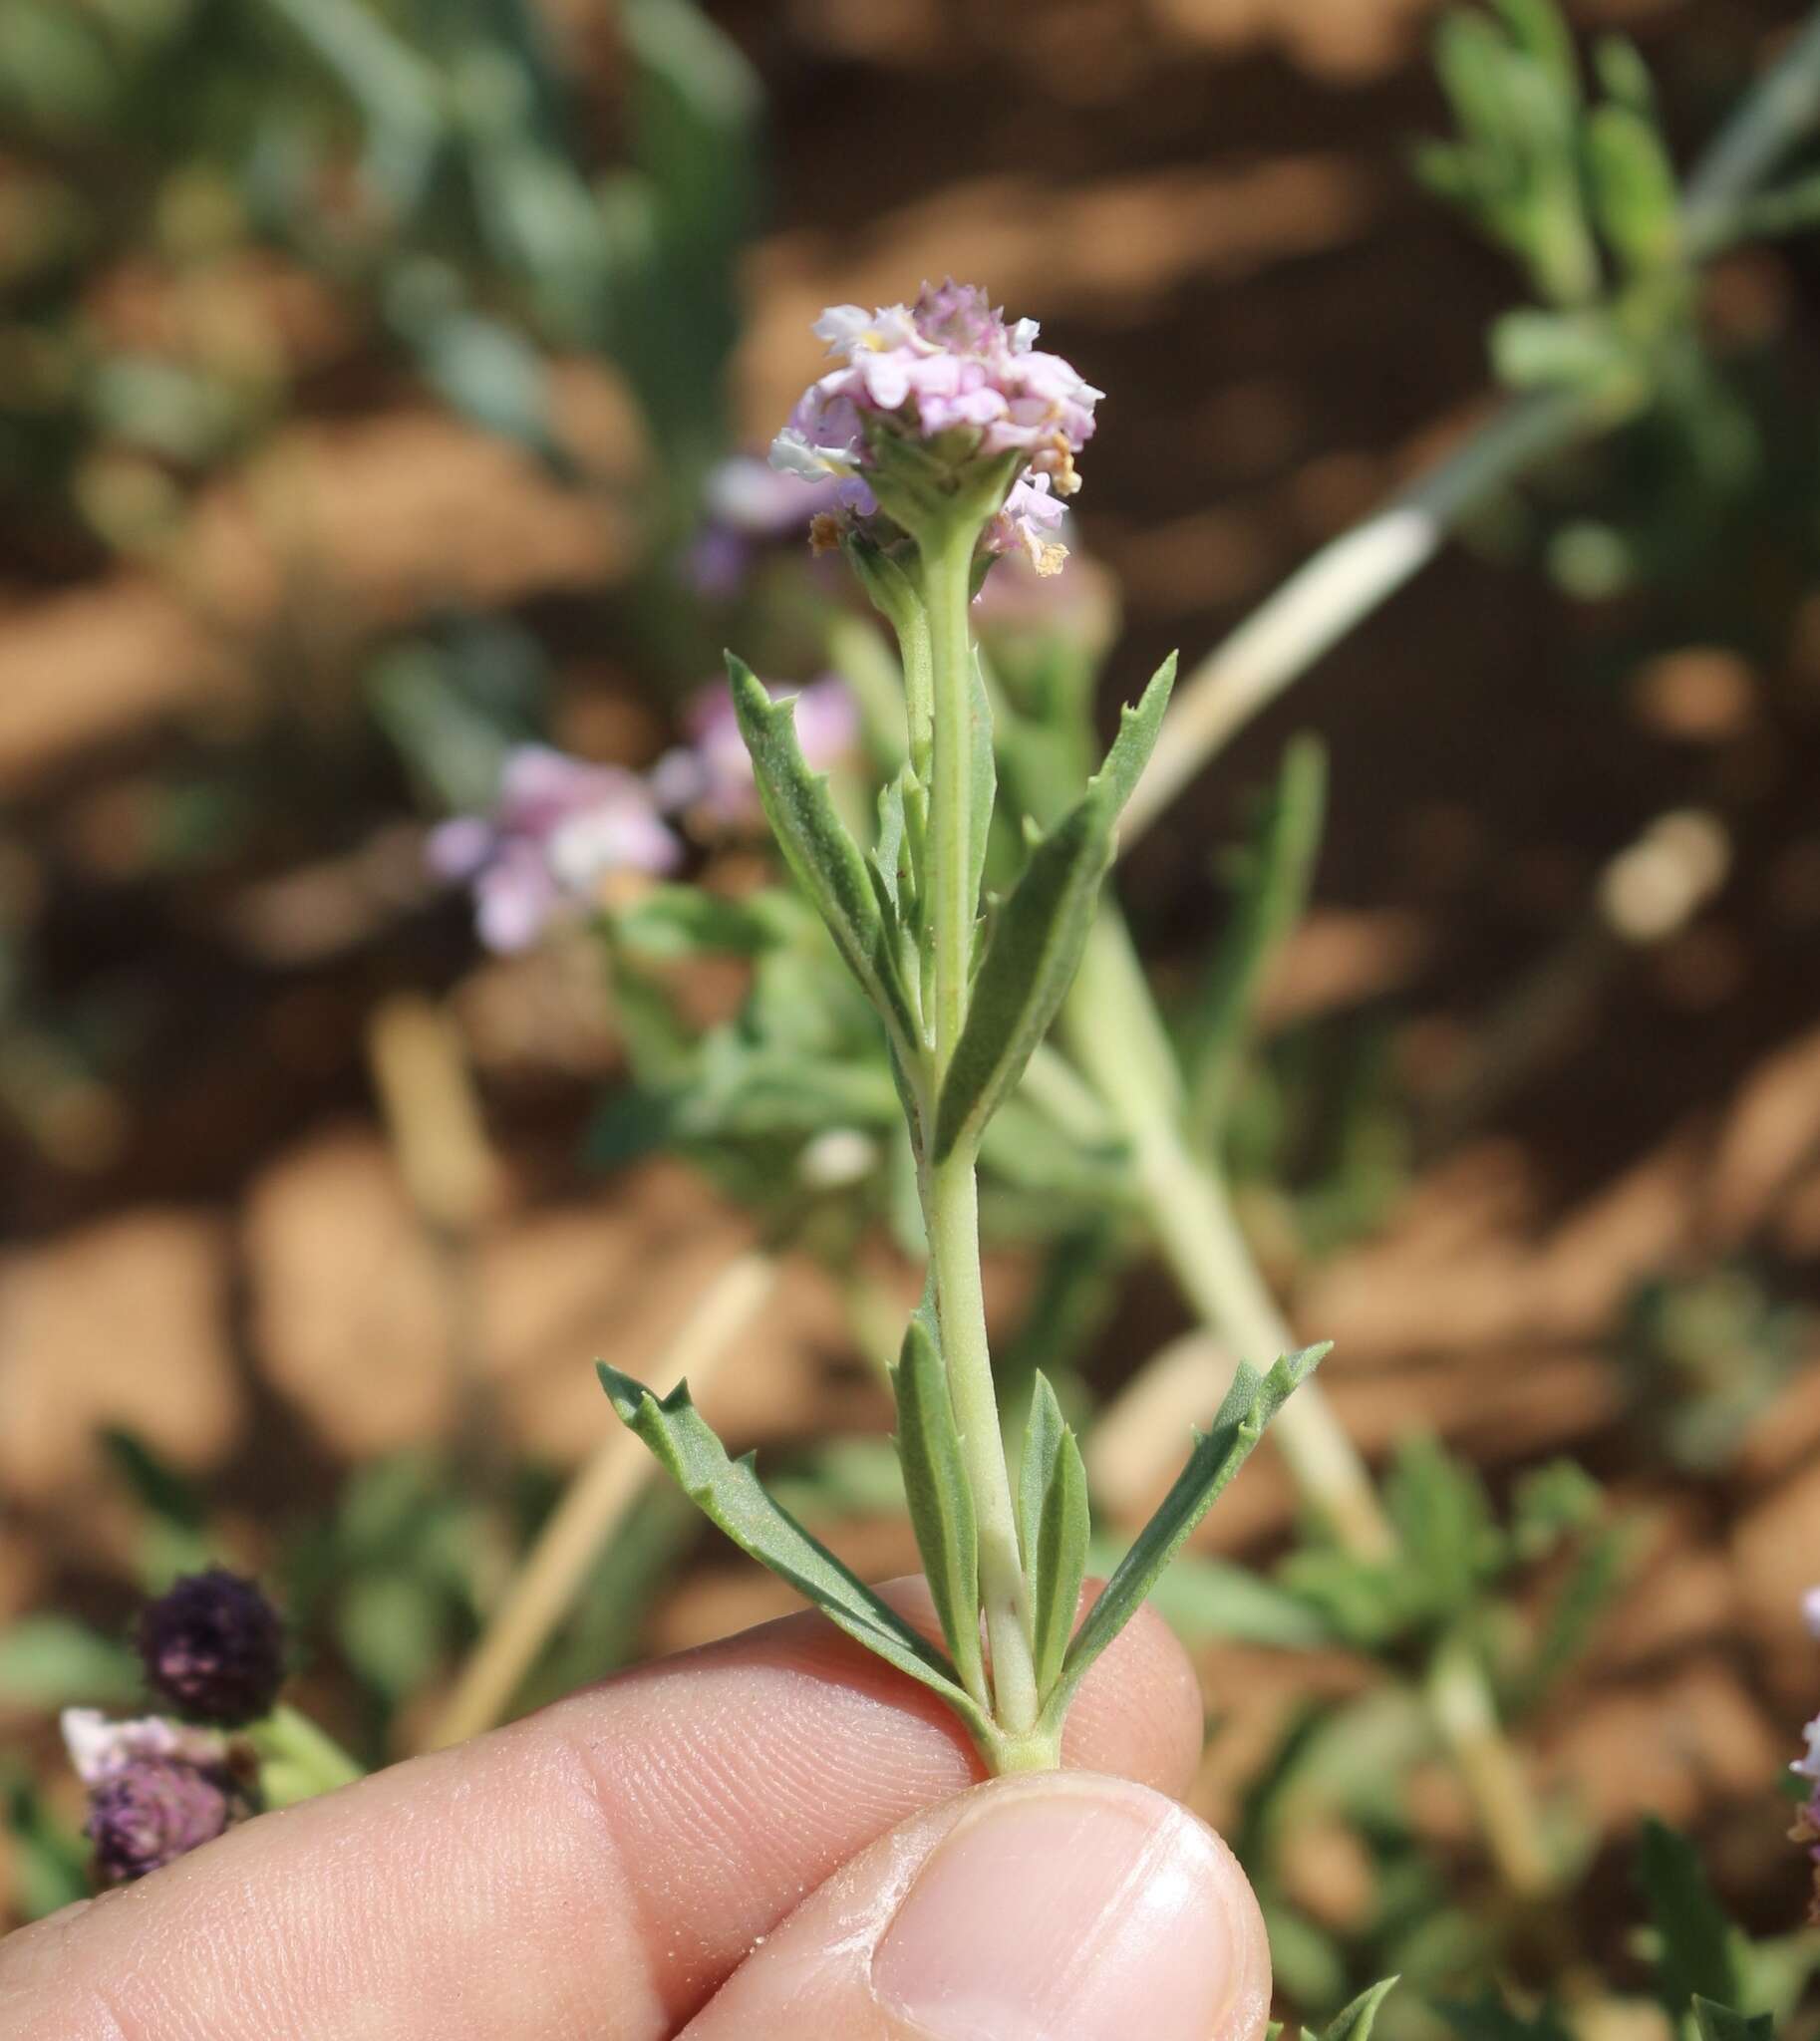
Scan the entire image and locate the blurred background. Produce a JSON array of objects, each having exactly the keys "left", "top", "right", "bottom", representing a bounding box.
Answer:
[{"left": 4, "top": 0, "right": 1820, "bottom": 2027}]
